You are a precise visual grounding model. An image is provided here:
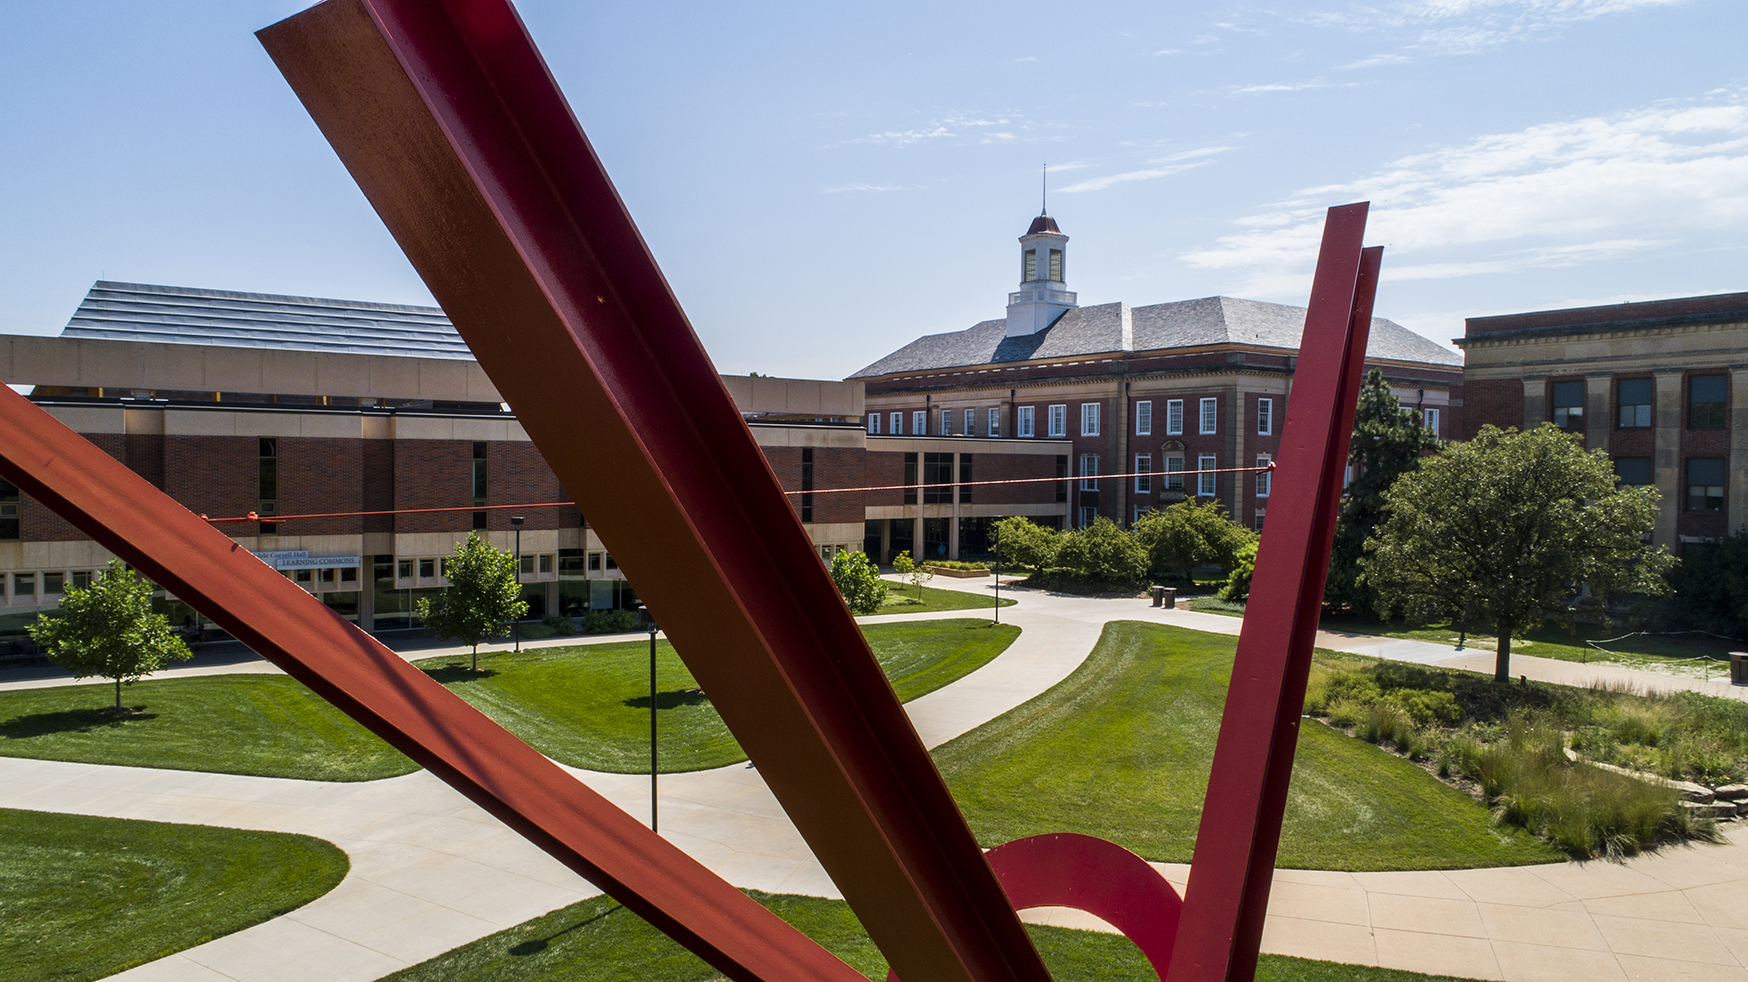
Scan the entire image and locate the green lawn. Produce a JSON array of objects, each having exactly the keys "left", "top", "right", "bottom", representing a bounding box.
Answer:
[
  {"left": 414, "top": 619, "right": 1020, "bottom": 773},
  {"left": 0, "top": 808, "right": 349, "bottom": 982},
  {"left": 0, "top": 675, "right": 416, "bottom": 781},
  {"left": 379, "top": 890, "right": 1483, "bottom": 982},
  {"left": 874, "top": 582, "right": 1016, "bottom": 615},
  {"left": 934, "top": 621, "right": 1563, "bottom": 871}
]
